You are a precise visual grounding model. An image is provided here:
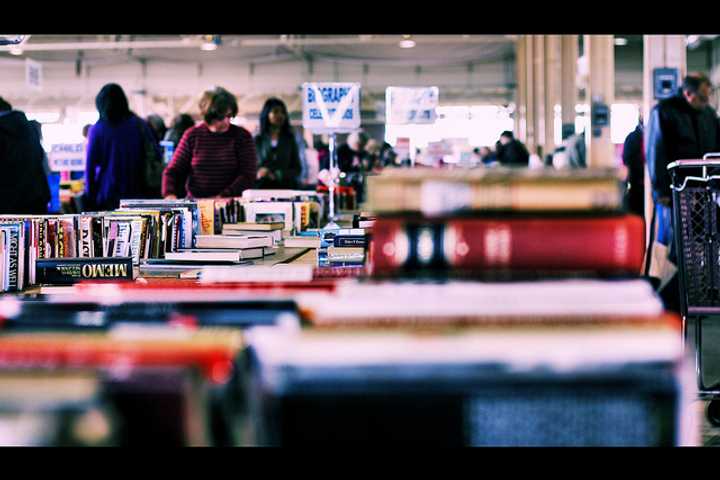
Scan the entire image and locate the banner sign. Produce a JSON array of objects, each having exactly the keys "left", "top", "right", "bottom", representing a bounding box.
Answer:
[
  {"left": 386, "top": 86, "right": 438, "bottom": 124},
  {"left": 48, "top": 143, "right": 85, "bottom": 172},
  {"left": 302, "top": 82, "right": 361, "bottom": 132}
]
